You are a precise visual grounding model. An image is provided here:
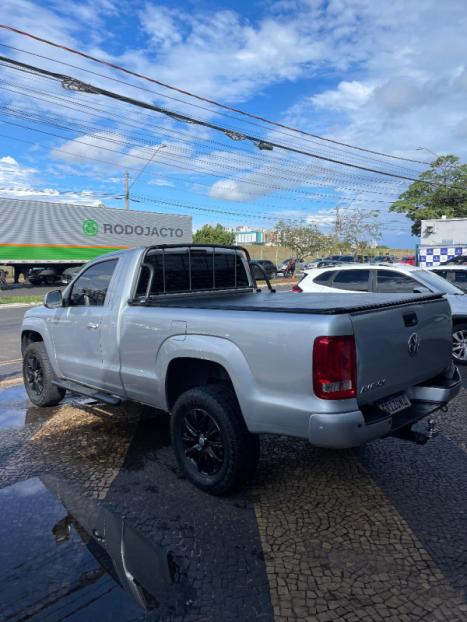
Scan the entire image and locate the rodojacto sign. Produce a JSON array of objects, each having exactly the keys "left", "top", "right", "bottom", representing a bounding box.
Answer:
[
  {"left": 82, "top": 218, "right": 186, "bottom": 239},
  {"left": 0, "top": 199, "right": 192, "bottom": 261}
]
